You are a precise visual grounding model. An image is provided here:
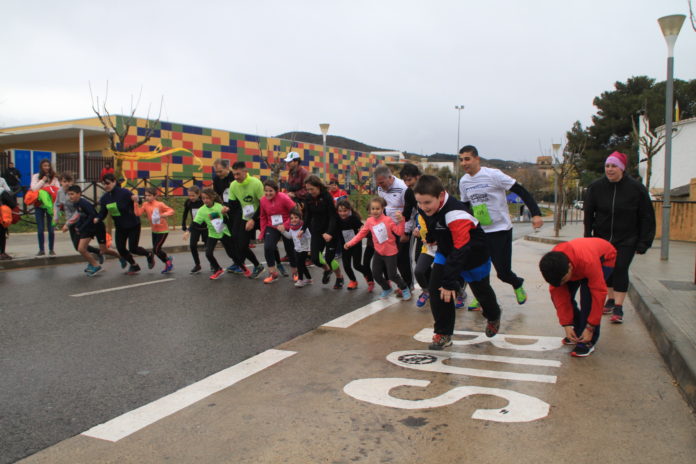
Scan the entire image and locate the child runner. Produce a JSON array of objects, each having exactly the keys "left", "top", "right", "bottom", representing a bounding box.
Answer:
[
  {"left": 329, "top": 178, "right": 349, "bottom": 204},
  {"left": 259, "top": 179, "right": 296, "bottom": 283},
  {"left": 300, "top": 175, "right": 343, "bottom": 288},
  {"left": 64, "top": 185, "right": 120, "bottom": 276},
  {"left": 54, "top": 172, "right": 102, "bottom": 264},
  {"left": 336, "top": 199, "right": 374, "bottom": 291},
  {"left": 182, "top": 185, "right": 208, "bottom": 274},
  {"left": 414, "top": 175, "right": 502, "bottom": 350},
  {"left": 539, "top": 237, "right": 616, "bottom": 357},
  {"left": 279, "top": 208, "right": 313, "bottom": 287},
  {"left": 133, "top": 187, "right": 175, "bottom": 274},
  {"left": 344, "top": 197, "right": 411, "bottom": 300},
  {"left": 97, "top": 173, "right": 154, "bottom": 275},
  {"left": 186, "top": 188, "right": 248, "bottom": 280}
]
